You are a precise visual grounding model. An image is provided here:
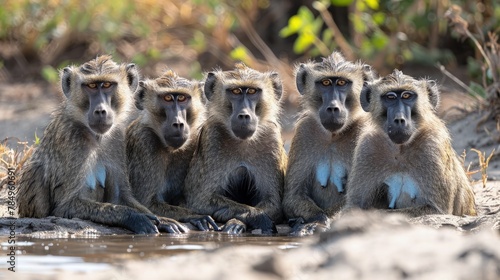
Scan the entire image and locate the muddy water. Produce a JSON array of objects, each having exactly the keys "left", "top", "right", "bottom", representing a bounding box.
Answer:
[{"left": 1, "top": 232, "right": 303, "bottom": 274}]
